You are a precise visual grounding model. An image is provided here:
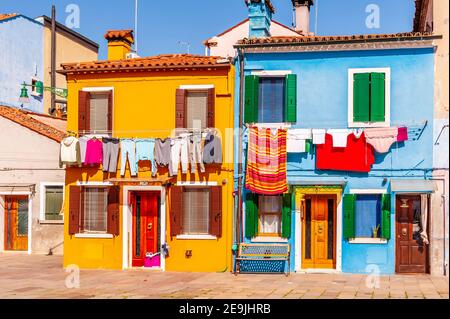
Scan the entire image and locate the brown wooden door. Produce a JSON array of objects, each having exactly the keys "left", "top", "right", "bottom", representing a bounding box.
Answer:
[
  {"left": 4, "top": 196, "right": 28, "bottom": 251},
  {"left": 396, "top": 195, "right": 429, "bottom": 273},
  {"left": 132, "top": 192, "right": 159, "bottom": 267},
  {"left": 302, "top": 195, "right": 336, "bottom": 269}
]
